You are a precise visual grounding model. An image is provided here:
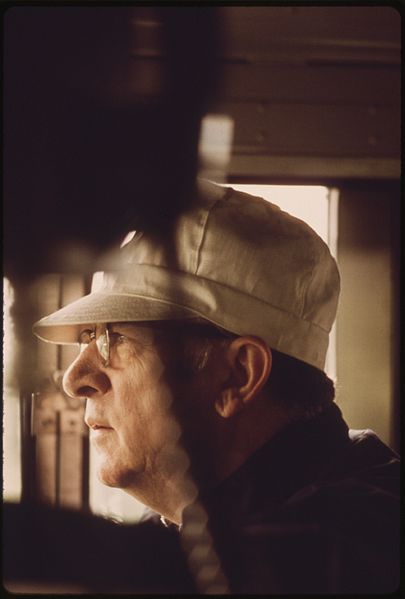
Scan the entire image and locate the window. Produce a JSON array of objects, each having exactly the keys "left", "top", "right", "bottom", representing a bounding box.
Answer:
[{"left": 3, "top": 278, "right": 22, "bottom": 502}]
